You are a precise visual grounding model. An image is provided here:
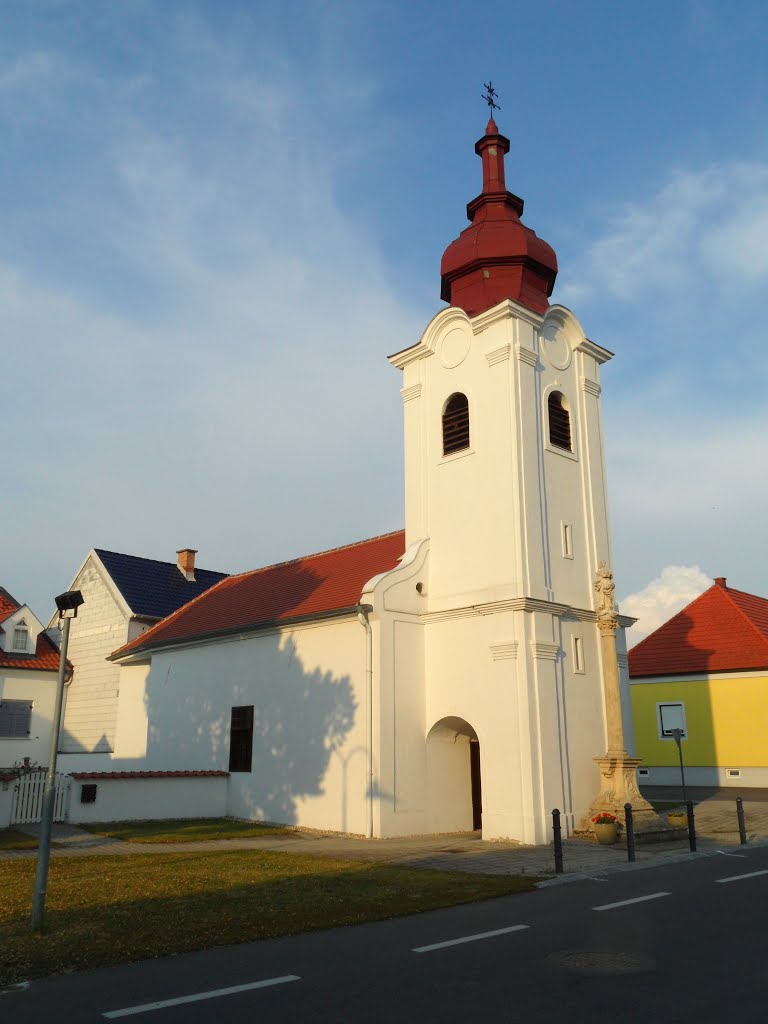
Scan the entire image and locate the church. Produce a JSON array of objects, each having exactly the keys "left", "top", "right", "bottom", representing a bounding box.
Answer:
[{"left": 57, "top": 113, "right": 638, "bottom": 845}]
